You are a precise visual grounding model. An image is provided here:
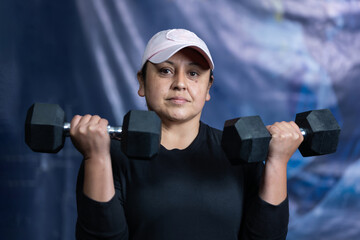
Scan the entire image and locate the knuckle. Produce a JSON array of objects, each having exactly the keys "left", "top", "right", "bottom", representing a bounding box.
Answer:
[
  {"left": 100, "top": 118, "right": 109, "bottom": 125},
  {"left": 71, "top": 115, "right": 80, "bottom": 124},
  {"left": 299, "top": 133, "right": 304, "bottom": 141},
  {"left": 269, "top": 124, "right": 278, "bottom": 130},
  {"left": 100, "top": 129, "right": 109, "bottom": 137},
  {"left": 292, "top": 132, "right": 299, "bottom": 140},
  {"left": 88, "top": 125, "right": 96, "bottom": 132},
  {"left": 78, "top": 125, "right": 87, "bottom": 135}
]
